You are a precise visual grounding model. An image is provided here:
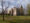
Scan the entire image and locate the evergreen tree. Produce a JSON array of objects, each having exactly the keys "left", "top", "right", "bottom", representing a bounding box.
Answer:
[
  {"left": 20, "top": 5, "right": 24, "bottom": 15},
  {"left": 16, "top": 8, "right": 20, "bottom": 16}
]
